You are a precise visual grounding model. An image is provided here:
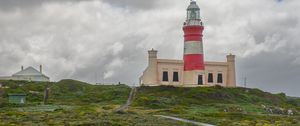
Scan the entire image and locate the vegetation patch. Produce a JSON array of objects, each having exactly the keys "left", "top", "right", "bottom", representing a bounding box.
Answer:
[{"left": 0, "top": 81, "right": 299, "bottom": 125}]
